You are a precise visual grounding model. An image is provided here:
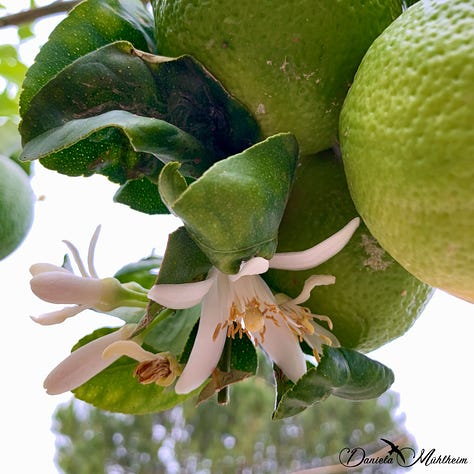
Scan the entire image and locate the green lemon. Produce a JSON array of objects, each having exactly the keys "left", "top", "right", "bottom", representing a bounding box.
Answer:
[
  {"left": 0, "top": 155, "right": 35, "bottom": 260},
  {"left": 265, "top": 152, "right": 434, "bottom": 352},
  {"left": 152, "top": 0, "right": 402, "bottom": 155},
  {"left": 339, "top": 0, "right": 474, "bottom": 302}
]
